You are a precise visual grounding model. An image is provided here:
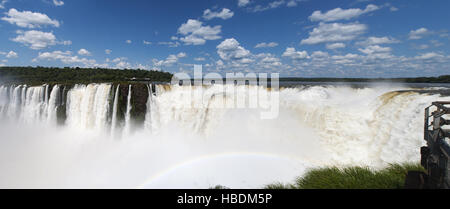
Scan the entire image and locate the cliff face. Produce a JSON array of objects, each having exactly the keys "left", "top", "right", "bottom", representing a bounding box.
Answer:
[{"left": 117, "top": 83, "right": 149, "bottom": 128}]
